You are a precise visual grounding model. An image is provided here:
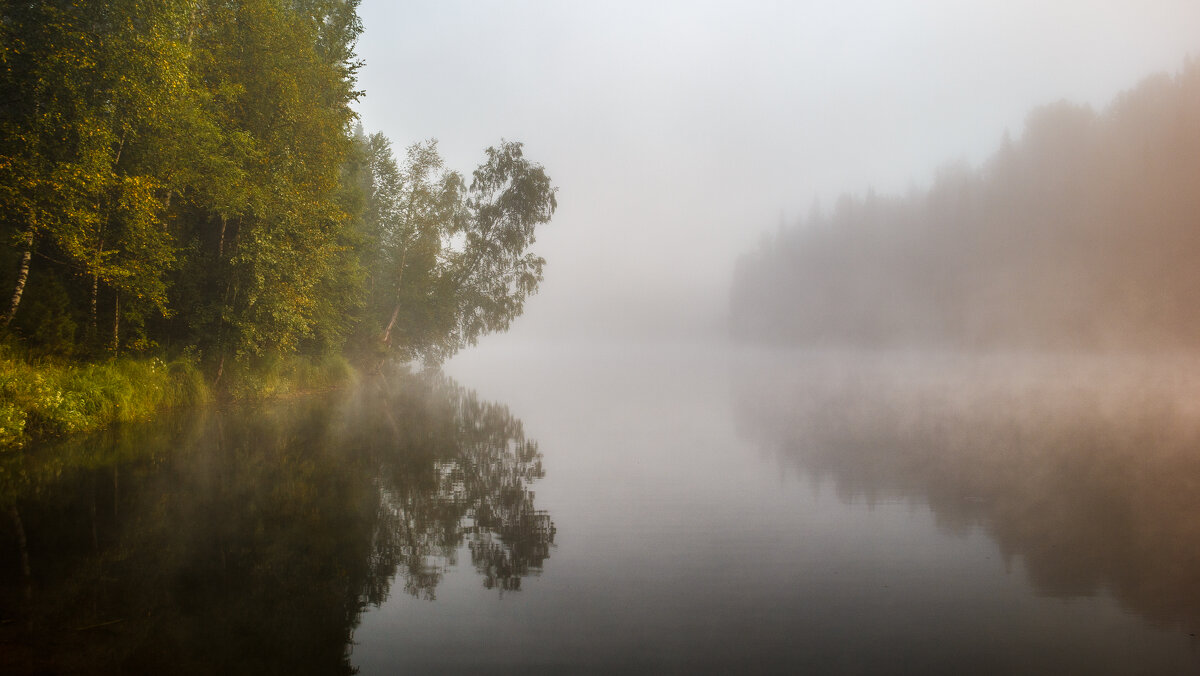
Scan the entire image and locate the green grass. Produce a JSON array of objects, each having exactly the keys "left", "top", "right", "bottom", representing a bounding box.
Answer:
[
  {"left": 0, "top": 351, "right": 357, "bottom": 450},
  {"left": 0, "top": 354, "right": 211, "bottom": 449},
  {"left": 222, "top": 353, "right": 357, "bottom": 400}
]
